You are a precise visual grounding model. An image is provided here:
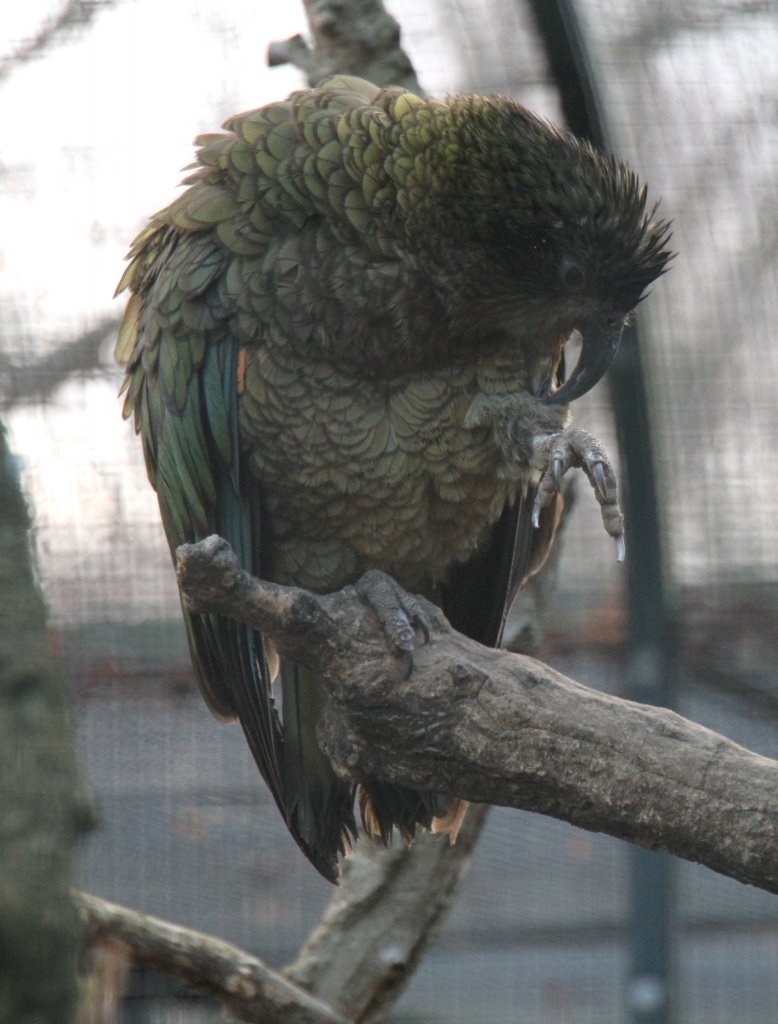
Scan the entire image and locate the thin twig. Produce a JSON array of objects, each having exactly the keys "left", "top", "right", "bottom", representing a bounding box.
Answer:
[{"left": 0, "top": 0, "right": 119, "bottom": 86}]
